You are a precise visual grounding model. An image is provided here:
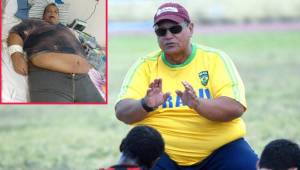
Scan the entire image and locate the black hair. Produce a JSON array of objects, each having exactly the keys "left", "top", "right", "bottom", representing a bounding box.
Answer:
[
  {"left": 119, "top": 125, "right": 164, "bottom": 170},
  {"left": 43, "top": 3, "right": 59, "bottom": 17},
  {"left": 259, "top": 139, "right": 300, "bottom": 170}
]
